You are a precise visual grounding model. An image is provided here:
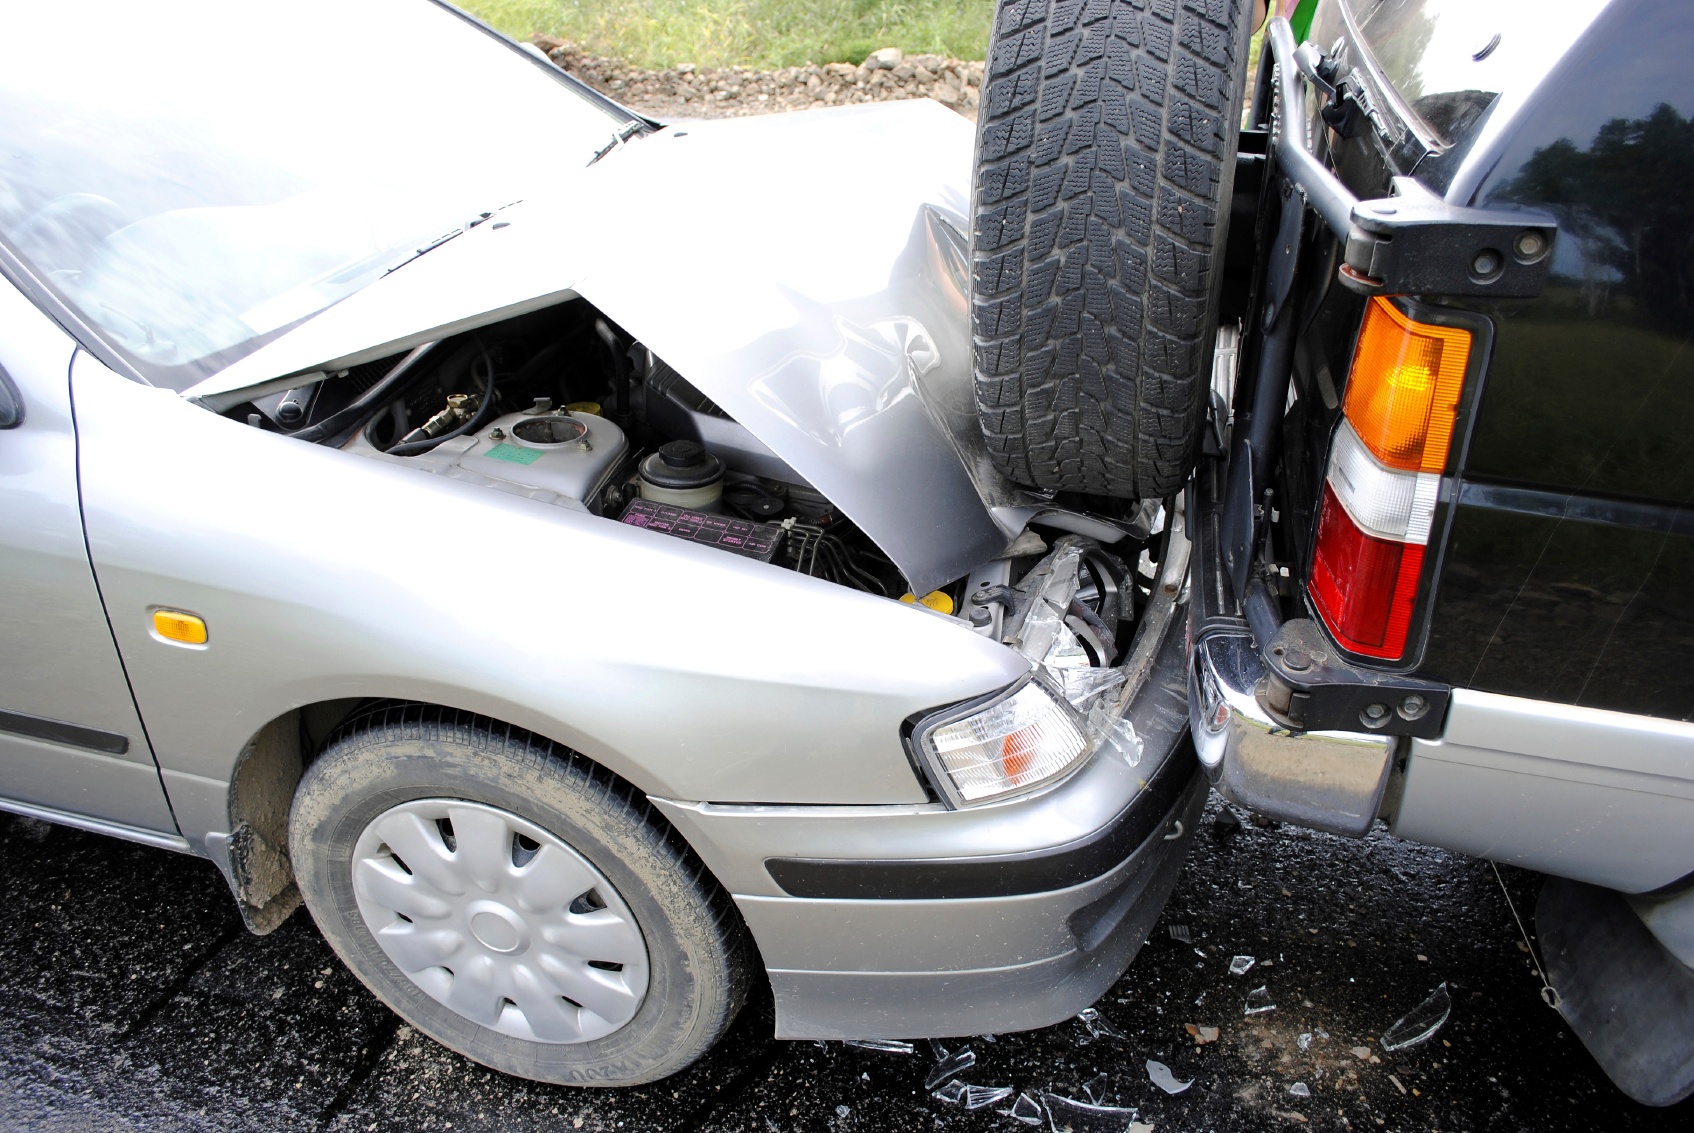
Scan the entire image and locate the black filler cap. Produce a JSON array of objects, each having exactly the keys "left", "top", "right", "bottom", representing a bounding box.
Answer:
[{"left": 640, "top": 440, "right": 724, "bottom": 490}]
